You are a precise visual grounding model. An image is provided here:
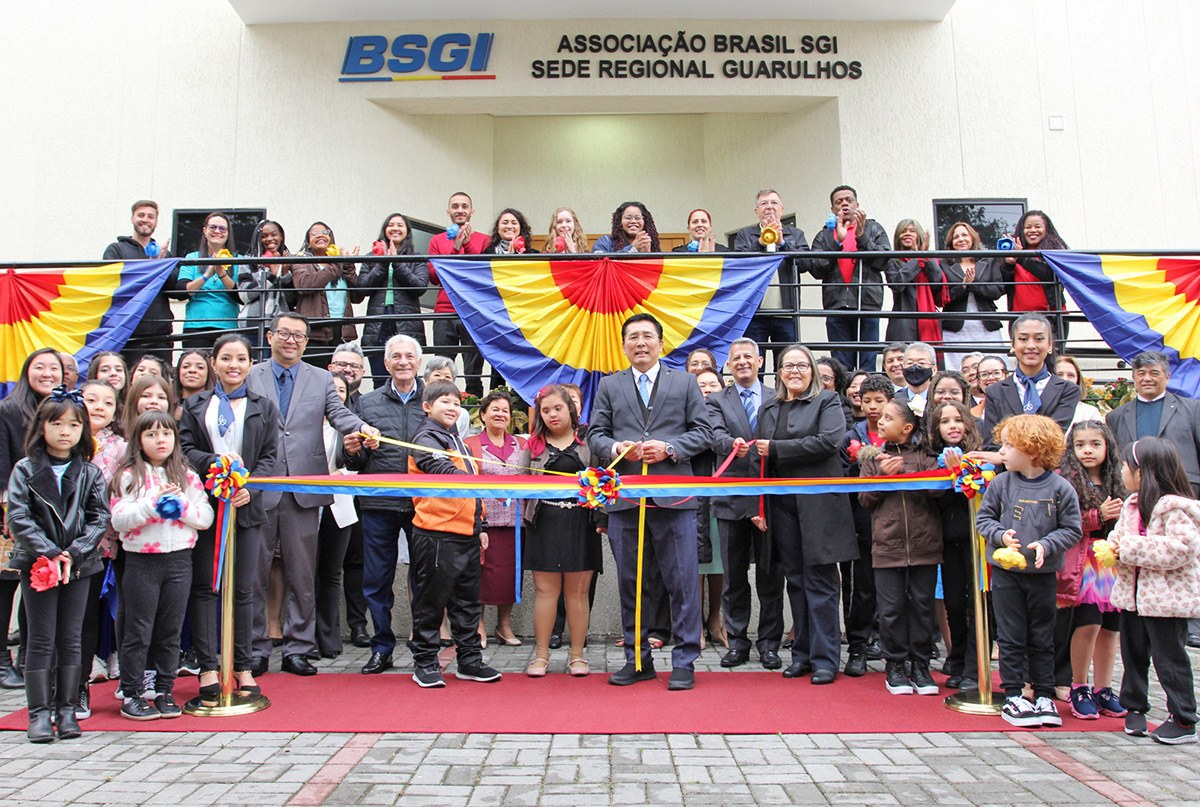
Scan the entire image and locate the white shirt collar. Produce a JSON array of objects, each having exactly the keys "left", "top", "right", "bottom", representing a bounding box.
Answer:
[
  {"left": 1137, "top": 391, "right": 1167, "bottom": 403},
  {"left": 634, "top": 362, "right": 661, "bottom": 385}
]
